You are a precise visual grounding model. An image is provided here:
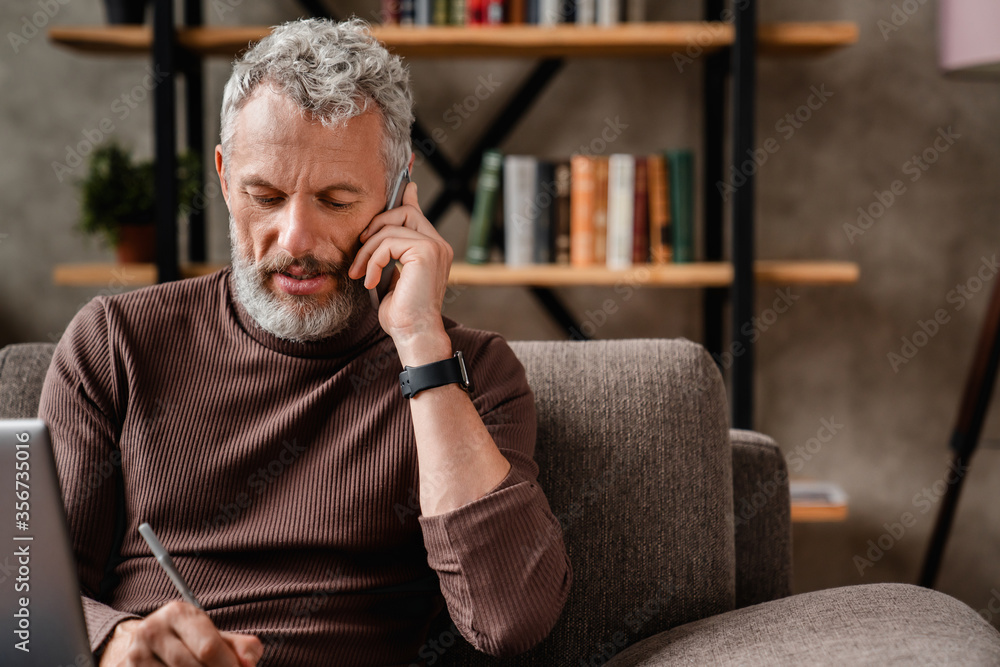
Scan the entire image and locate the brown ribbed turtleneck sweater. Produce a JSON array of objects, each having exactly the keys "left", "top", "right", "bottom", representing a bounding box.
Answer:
[{"left": 38, "top": 268, "right": 571, "bottom": 666}]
